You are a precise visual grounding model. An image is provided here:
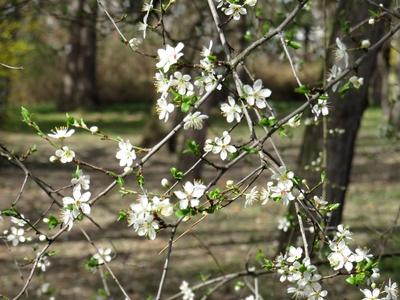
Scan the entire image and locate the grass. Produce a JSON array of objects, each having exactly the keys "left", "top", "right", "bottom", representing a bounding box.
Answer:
[{"left": 0, "top": 102, "right": 400, "bottom": 299}]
